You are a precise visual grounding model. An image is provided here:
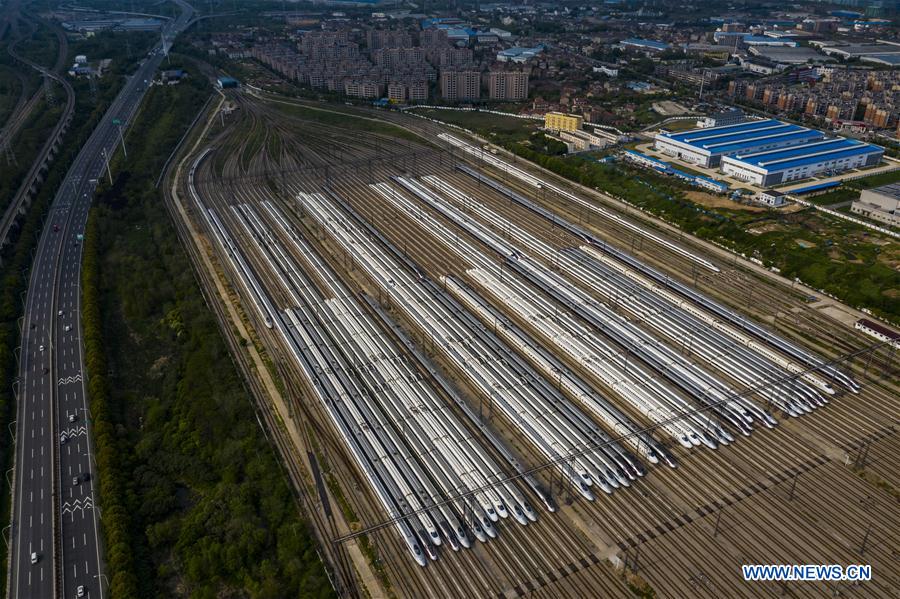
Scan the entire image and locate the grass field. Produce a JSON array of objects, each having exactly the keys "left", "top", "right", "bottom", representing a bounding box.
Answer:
[
  {"left": 657, "top": 119, "right": 698, "bottom": 132},
  {"left": 277, "top": 101, "right": 423, "bottom": 142},
  {"left": 414, "top": 108, "right": 539, "bottom": 141}
]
